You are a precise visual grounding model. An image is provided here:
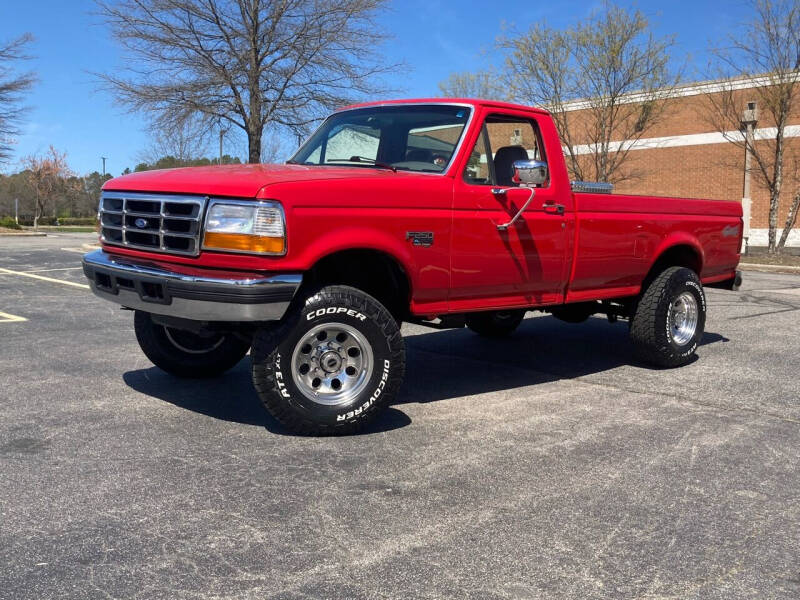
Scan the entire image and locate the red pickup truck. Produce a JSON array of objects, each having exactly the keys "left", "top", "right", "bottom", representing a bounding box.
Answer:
[{"left": 83, "top": 99, "right": 743, "bottom": 435}]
